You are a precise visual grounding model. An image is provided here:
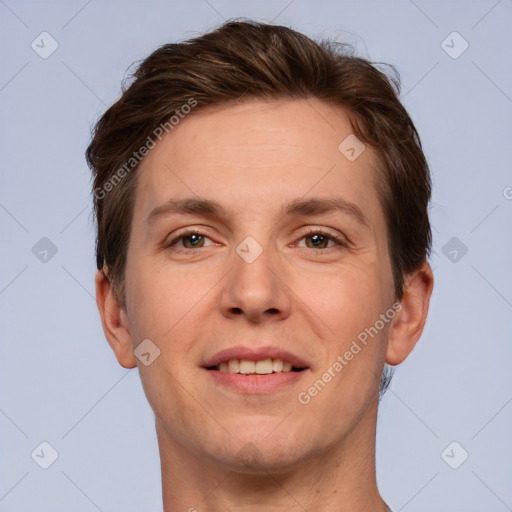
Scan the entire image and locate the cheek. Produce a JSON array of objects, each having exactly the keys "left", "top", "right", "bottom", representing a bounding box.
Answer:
[
  {"left": 295, "top": 262, "right": 386, "bottom": 334},
  {"left": 293, "top": 262, "right": 391, "bottom": 397},
  {"left": 123, "top": 260, "right": 213, "bottom": 421},
  {"left": 124, "top": 257, "right": 217, "bottom": 345}
]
